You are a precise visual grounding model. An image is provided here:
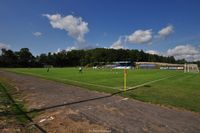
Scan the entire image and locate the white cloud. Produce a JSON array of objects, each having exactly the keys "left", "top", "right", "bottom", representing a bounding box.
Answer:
[
  {"left": 53, "top": 46, "right": 77, "bottom": 54},
  {"left": 55, "top": 48, "right": 61, "bottom": 53},
  {"left": 33, "top": 32, "right": 42, "bottom": 37},
  {"left": 43, "top": 14, "right": 89, "bottom": 43},
  {"left": 0, "top": 42, "right": 10, "bottom": 54},
  {"left": 157, "top": 25, "right": 174, "bottom": 38},
  {"left": 166, "top": 45, "right": 200, "bottom": 61},
  {"left": 66, "top": 46, "right": 77, "bottom": 51},
  {"left": 110, "top": 29, "right": 153, "bottom": 49},
  {"left": 109, "top": 24, "right": 174, "bottom": 48},
  {"left": 110, "top": 37, "right": 124, "bottom": 49},
  {"left": 0, "top": 42, "right": 10, "bottom": 50},
  {"left": 146, "top": 50, "right": 160, "bottom": 55},
  {"left": 126, "top": 29, "right": 153, "bottom": 44}
]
